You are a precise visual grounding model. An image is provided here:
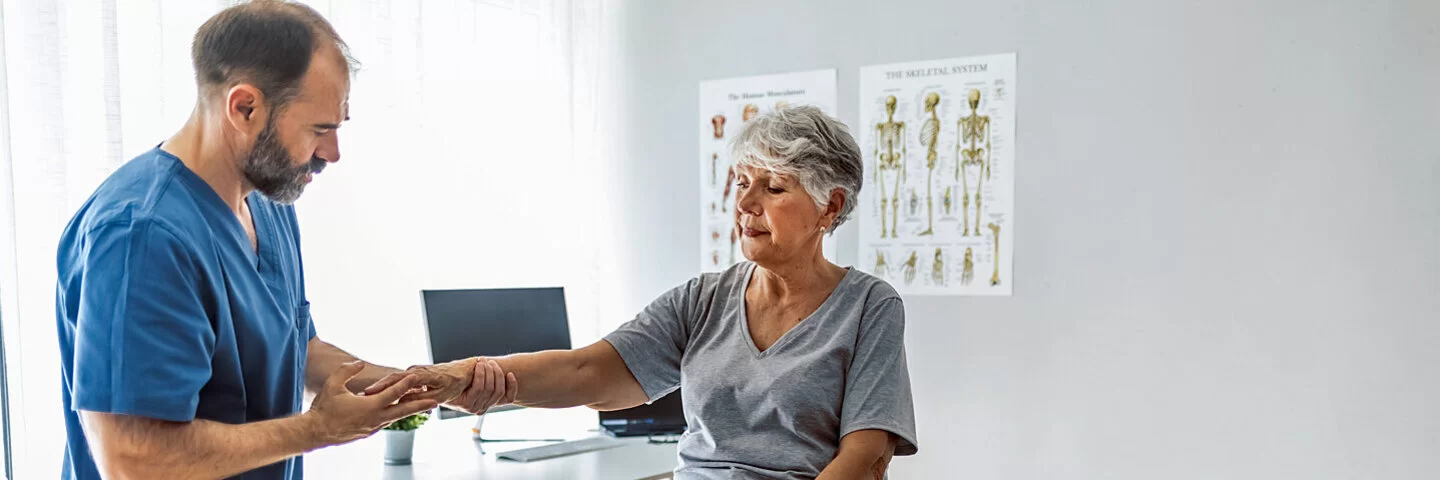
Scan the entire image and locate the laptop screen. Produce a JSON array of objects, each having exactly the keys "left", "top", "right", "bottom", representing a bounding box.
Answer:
[
  {"left": 599, "top": 389, "right": 686, "bottom": 436},
  {"left": 420, "top": 287, "right": 571, "bottom": 418}
]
